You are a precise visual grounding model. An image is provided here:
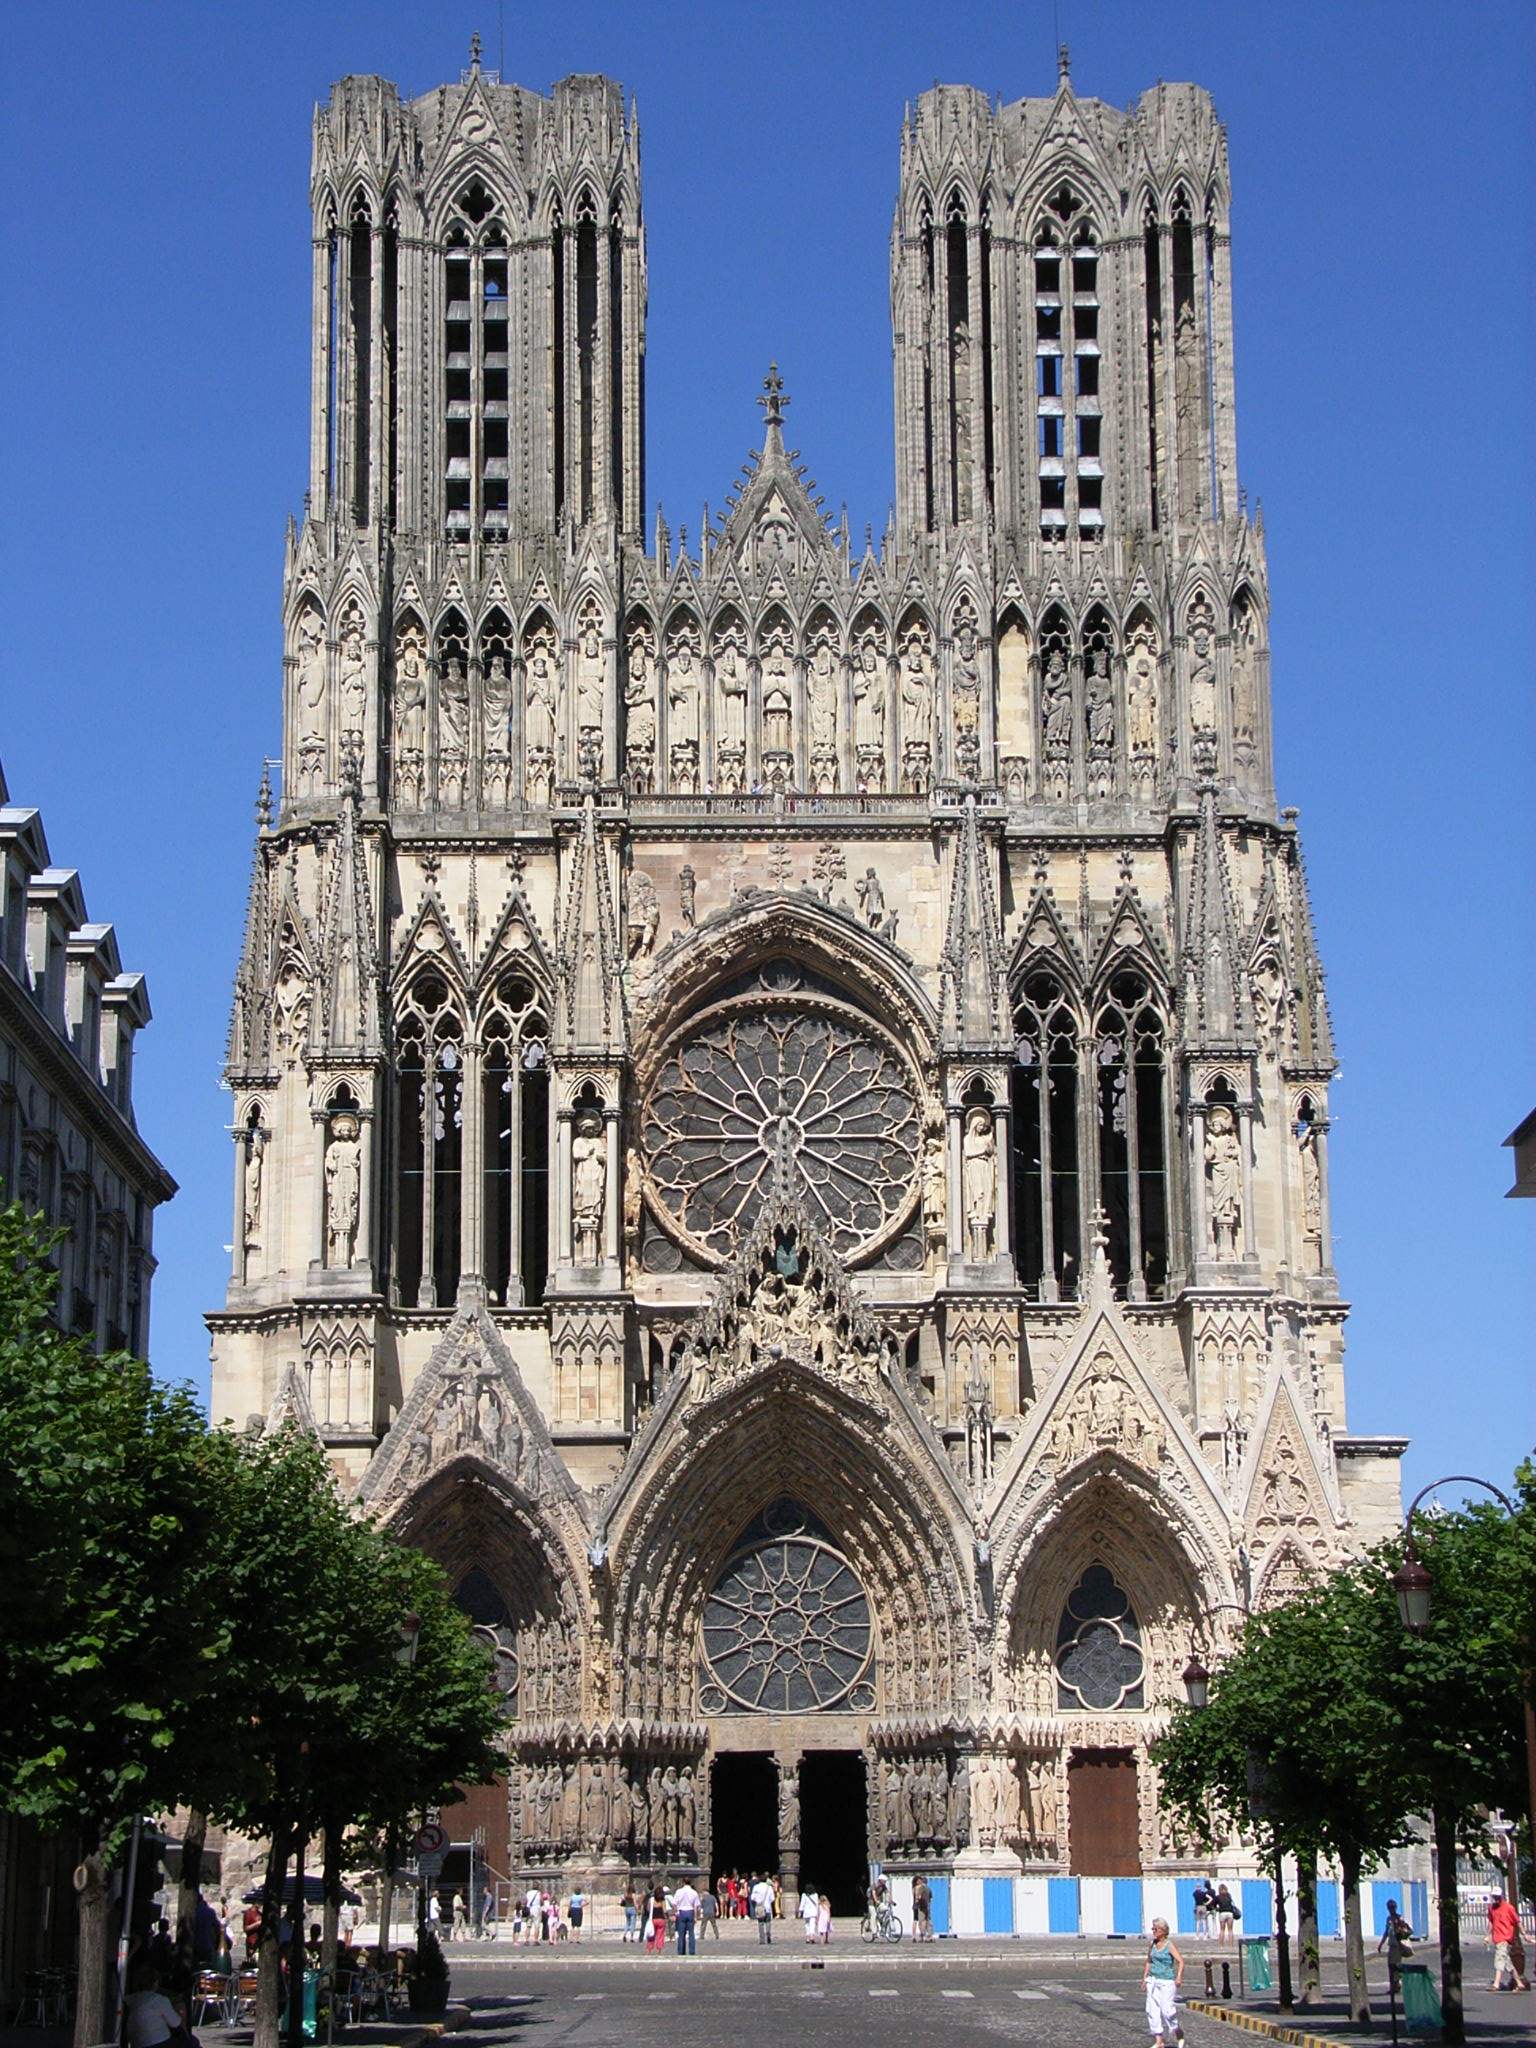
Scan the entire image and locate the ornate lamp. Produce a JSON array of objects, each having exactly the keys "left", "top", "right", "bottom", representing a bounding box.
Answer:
[
  {"left": 1182, "top": 1655, "right": 1211, "bottom": 1709},
  {"left": 1392, "top": 1554, "right": 1432, "bottom": 1634}
]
